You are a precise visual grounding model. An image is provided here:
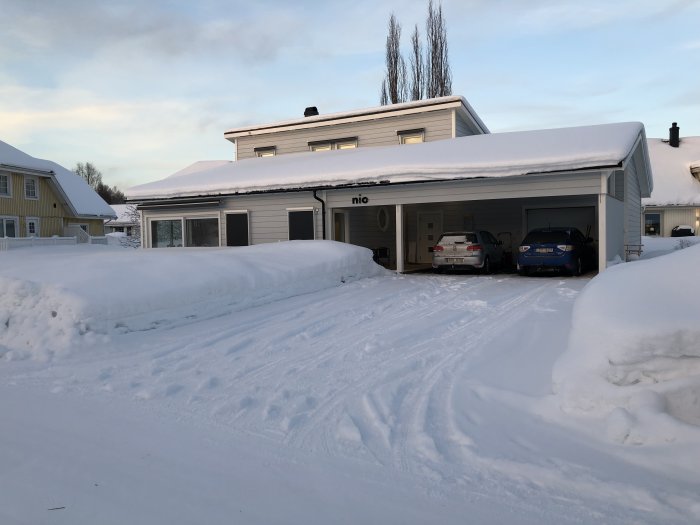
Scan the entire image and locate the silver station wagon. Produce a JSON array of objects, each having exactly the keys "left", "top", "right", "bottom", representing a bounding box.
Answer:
[{"left": 432, "top": 231, "right": 503, "bottom": 273}]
